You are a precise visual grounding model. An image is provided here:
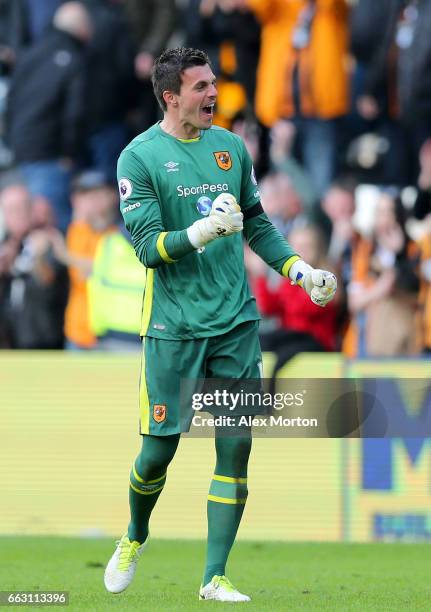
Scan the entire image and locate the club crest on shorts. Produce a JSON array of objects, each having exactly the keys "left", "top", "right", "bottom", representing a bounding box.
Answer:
[
  {"left": 213, "top": 151, "right": 232, "bottom": 171},
  {"left": 153, "top": 404, "right": 167, "bottom": 423}
]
